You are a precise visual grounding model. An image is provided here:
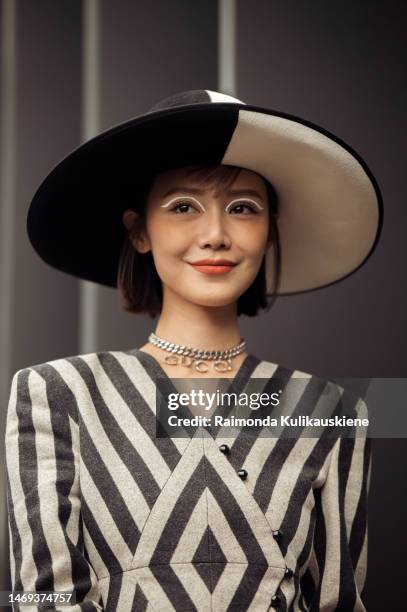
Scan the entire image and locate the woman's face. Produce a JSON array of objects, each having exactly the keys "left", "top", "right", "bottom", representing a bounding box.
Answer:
[{"left": 123, "top": 167, "right": 272, "bottom": 309}]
